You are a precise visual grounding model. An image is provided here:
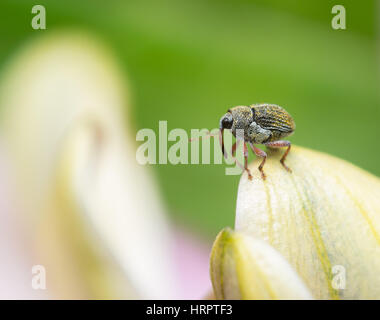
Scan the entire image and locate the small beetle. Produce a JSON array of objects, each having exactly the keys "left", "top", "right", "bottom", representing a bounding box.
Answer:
[{"left": 219, "top": 103, "right": 295, "bottom": 180}]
